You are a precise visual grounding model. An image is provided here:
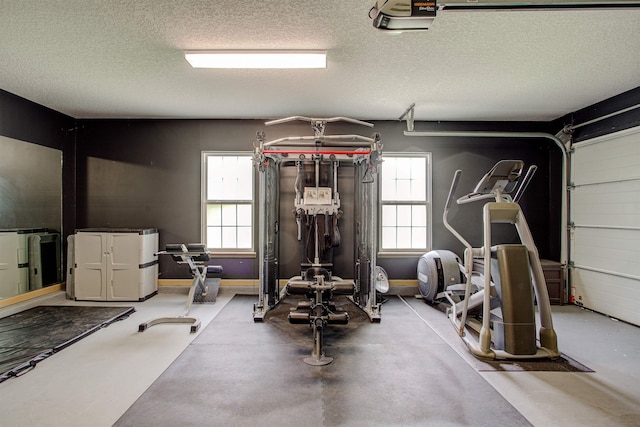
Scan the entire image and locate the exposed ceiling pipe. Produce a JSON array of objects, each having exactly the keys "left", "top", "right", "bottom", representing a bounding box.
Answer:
[
  {"left": 564, "top": 103, "right": 640, "bottom": 132},
  {"left": 404, "top": 127, "right": 569, "bottom": 267}
]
